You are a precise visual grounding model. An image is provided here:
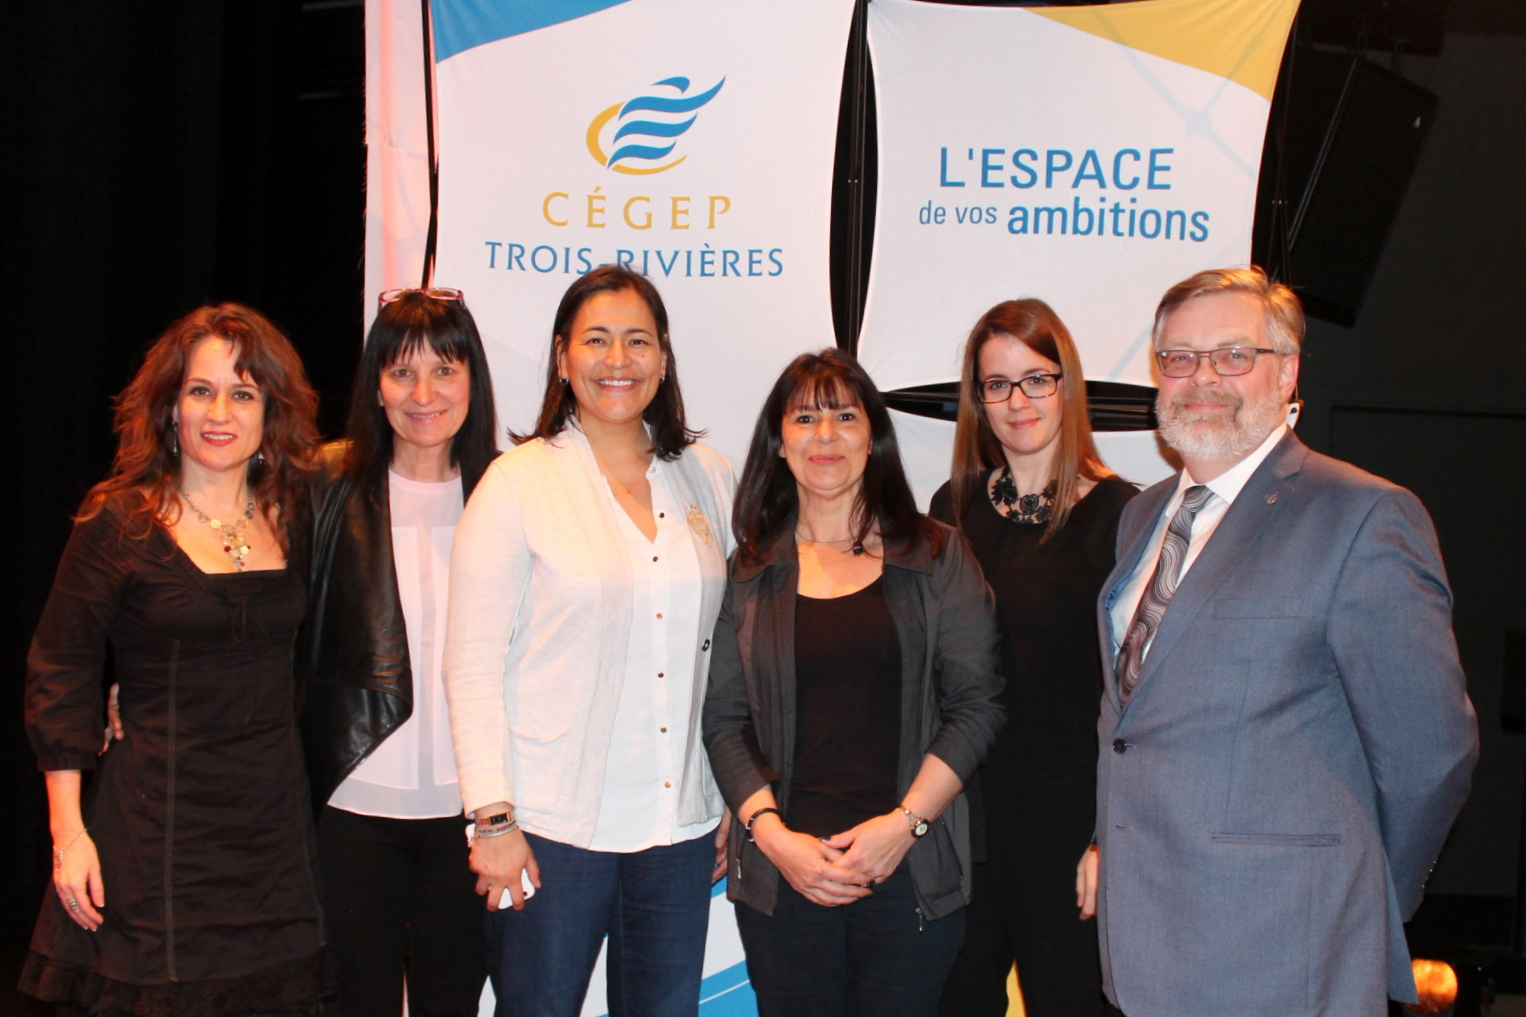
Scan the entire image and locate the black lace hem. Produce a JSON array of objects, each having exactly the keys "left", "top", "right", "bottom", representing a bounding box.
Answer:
[{"left": 19, "top": 950, "right": 335, "bottom": 1017}]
